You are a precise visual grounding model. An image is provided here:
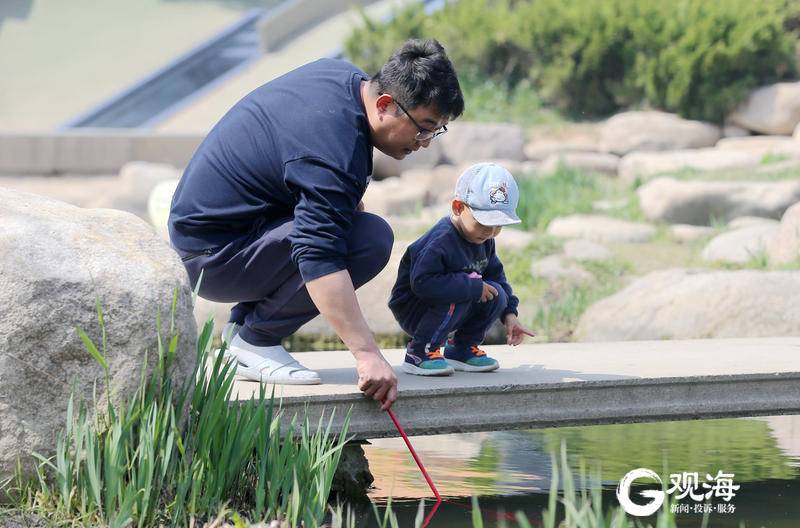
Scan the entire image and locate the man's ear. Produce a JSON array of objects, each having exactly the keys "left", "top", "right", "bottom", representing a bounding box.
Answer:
[
  {"left": 452, "top": 199, "right": 465, "bottom": 215},
  {"left": 375, "top": 93, "right": 394, "bottom": 115}
]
